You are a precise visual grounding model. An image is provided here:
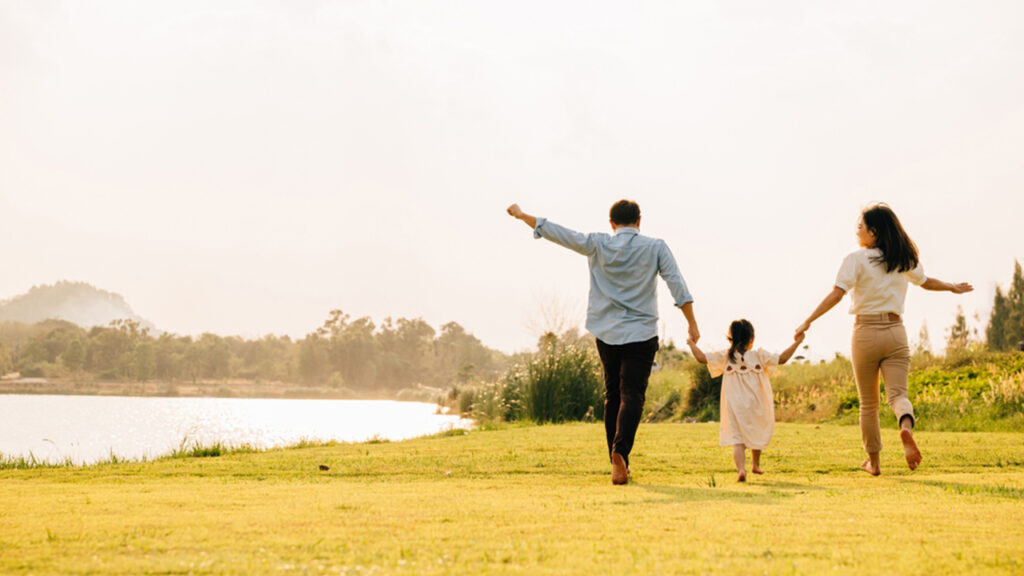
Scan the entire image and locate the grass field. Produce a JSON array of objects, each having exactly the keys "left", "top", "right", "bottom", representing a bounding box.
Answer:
[{"left": 2, "top": 422, "right": 1024, "bottom": 575}]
